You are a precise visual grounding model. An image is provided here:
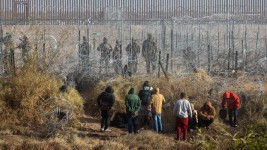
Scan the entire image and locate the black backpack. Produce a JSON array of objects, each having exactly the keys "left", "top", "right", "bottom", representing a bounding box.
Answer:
[
  {"left": 110, "top": 112, "right": 127, "bottom": 128},
  {"left": 139, "top": 89, "right": 152, "bottom": 105}
]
